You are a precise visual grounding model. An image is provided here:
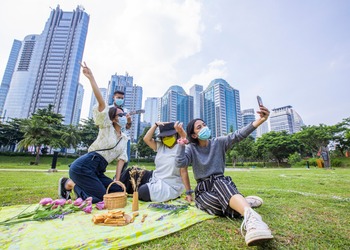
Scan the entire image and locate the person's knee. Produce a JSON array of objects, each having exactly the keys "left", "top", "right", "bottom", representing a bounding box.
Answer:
[{"left": 138, "top": 184, "right": 151, "bottom": 202}]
